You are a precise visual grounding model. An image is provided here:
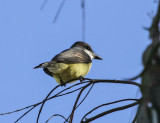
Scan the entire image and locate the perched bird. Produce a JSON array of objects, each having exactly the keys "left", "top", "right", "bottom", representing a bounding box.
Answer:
[{"left": 34, "top": 41, "right": 102, "bottom": 86}]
